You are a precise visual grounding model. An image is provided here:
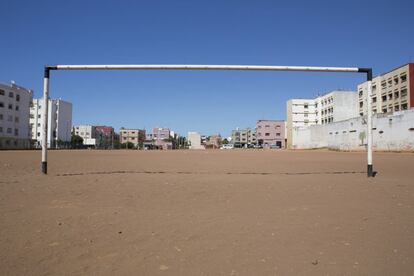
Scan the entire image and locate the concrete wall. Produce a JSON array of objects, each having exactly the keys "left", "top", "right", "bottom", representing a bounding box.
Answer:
[{"left": 292, "top": 109, "right": 414, "bottom": 151}]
